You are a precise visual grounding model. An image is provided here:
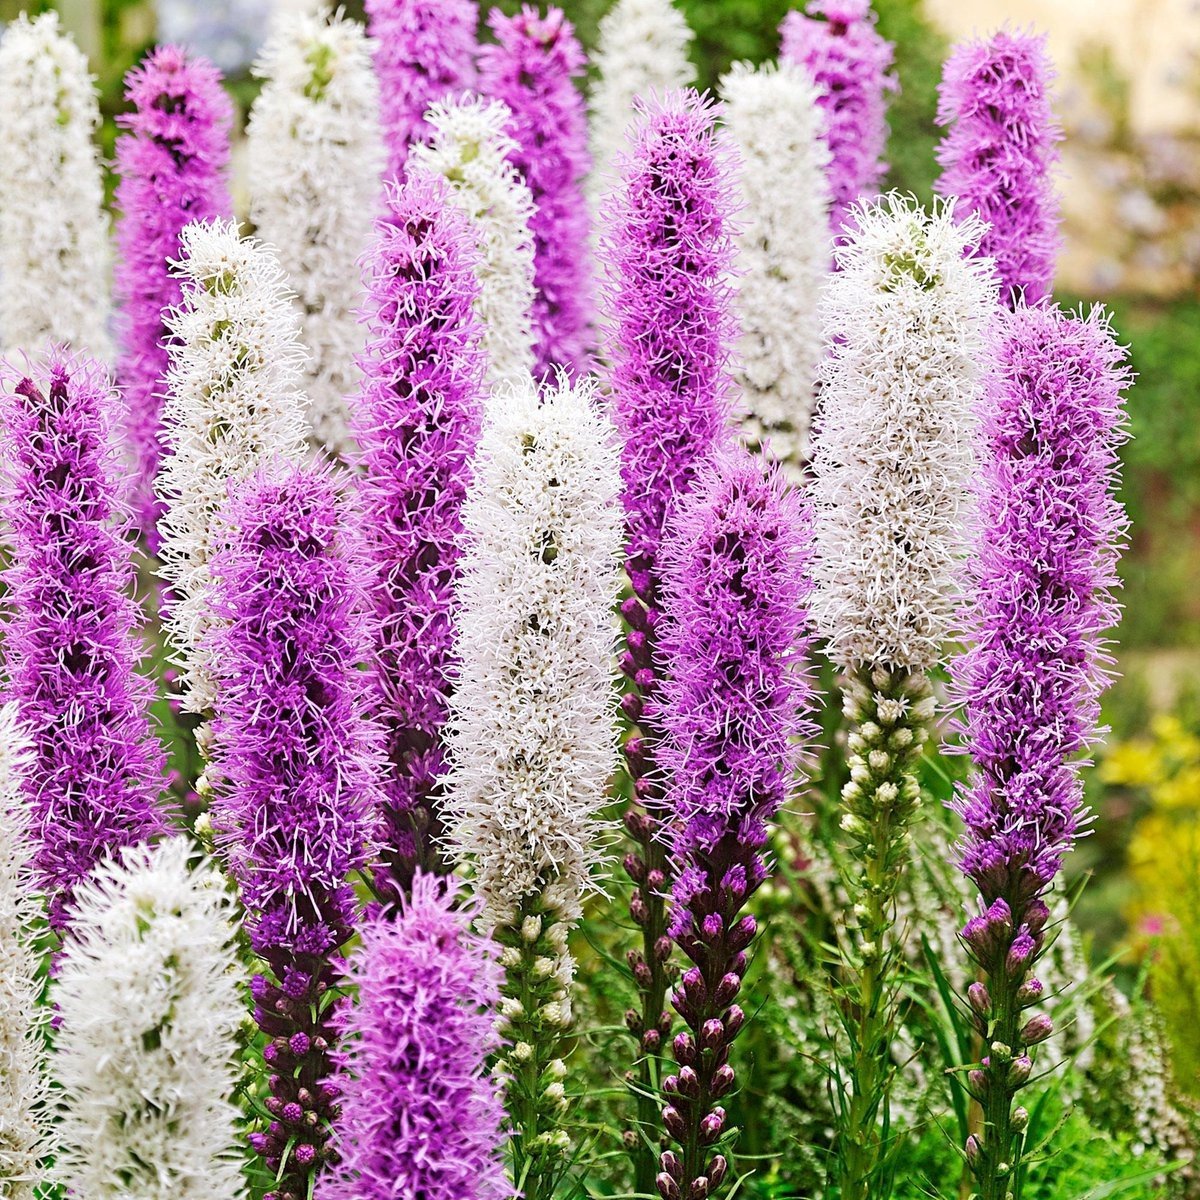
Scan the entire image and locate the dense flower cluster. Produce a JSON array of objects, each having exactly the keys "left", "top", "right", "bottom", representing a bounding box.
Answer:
[
  {"left": 479, "top": 5, "right": 591, "bottom": 378},
  {"left": 0, "top": 13, "right": 112, "bottom": 358},
  {"left": 656, "top": 449, "right": 816, "bottom": 1200},
  {"left": 53, "top": 839, "right": 245, "bottom": 1200},
  {"left": 0, "top": 353, "right": 166, "bottom": 930},
  {"left": 247, "top": 9, "right": 383, "bottom": 458},
  {"left": 354, "top": 173, "right": 486, "bottom": 895},
  {"left": 779, "top": 0, "right": 896, "bottom": 239},
  {"left": 410, "top": 96, "right": 537, "bottom": 387},
  {"left": 115, "top": 46, "right": 233, "bottom": 541},
  {"left": 936, "top": 30, "right": 1062, "bottom": 308},
  {"left": 208, "top": 464, "right": 384, "bottom": 1199},
  {"left": 365, "top": 0, "right": 478, "bottom": 180},
  {"left": 320, "top": 873, "right": 509, "bottom": 1200}
]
